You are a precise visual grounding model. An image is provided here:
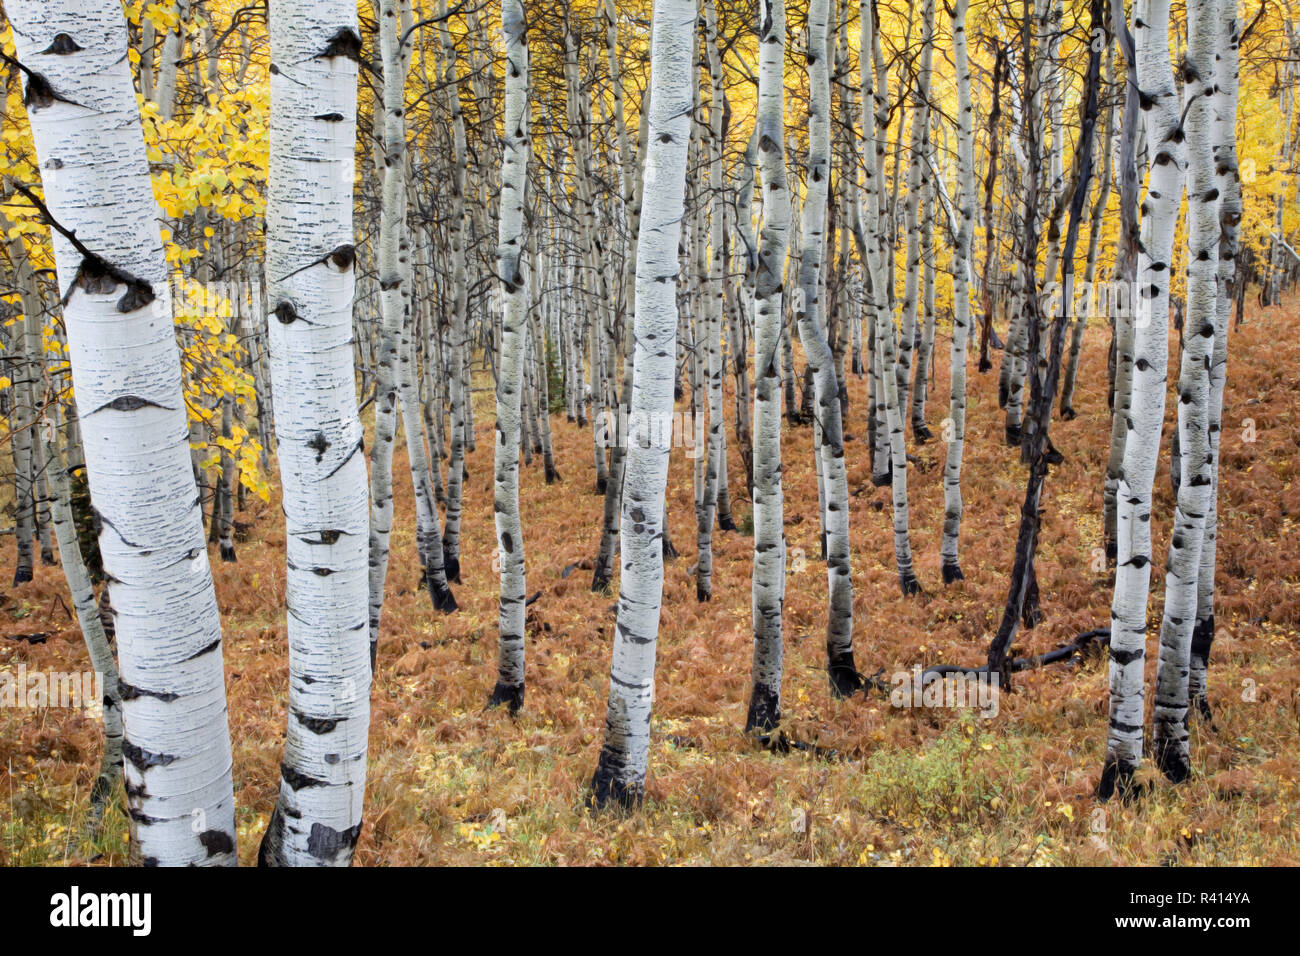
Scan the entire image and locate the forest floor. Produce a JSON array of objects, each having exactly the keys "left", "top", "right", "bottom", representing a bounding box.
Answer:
[{"left": 3, "top": 302, "right": 1299, "bottom": 866}]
